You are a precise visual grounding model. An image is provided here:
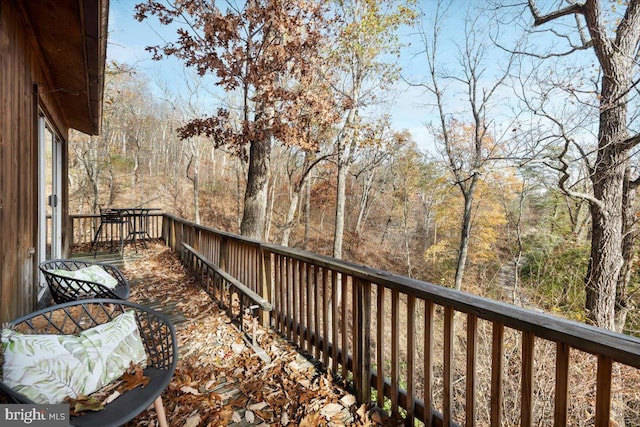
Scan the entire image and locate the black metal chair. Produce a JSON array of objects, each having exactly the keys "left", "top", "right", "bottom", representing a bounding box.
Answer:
[
  {"left": 90, "top": 207, "right": 128, "bottom": 256},
  {"left": 0, "top": 299, "right": 177, "bottom": 427},
  {"left": 40, "top": 259, "right": 130, "bottom": 304}
]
